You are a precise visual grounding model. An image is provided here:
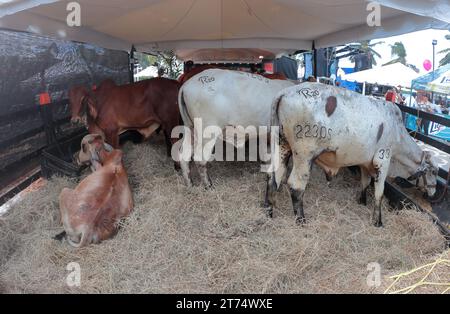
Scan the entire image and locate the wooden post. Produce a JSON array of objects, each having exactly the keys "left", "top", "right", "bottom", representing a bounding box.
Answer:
[{"left": 129, "top": 45, "right": 136, "bottom": 84}]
